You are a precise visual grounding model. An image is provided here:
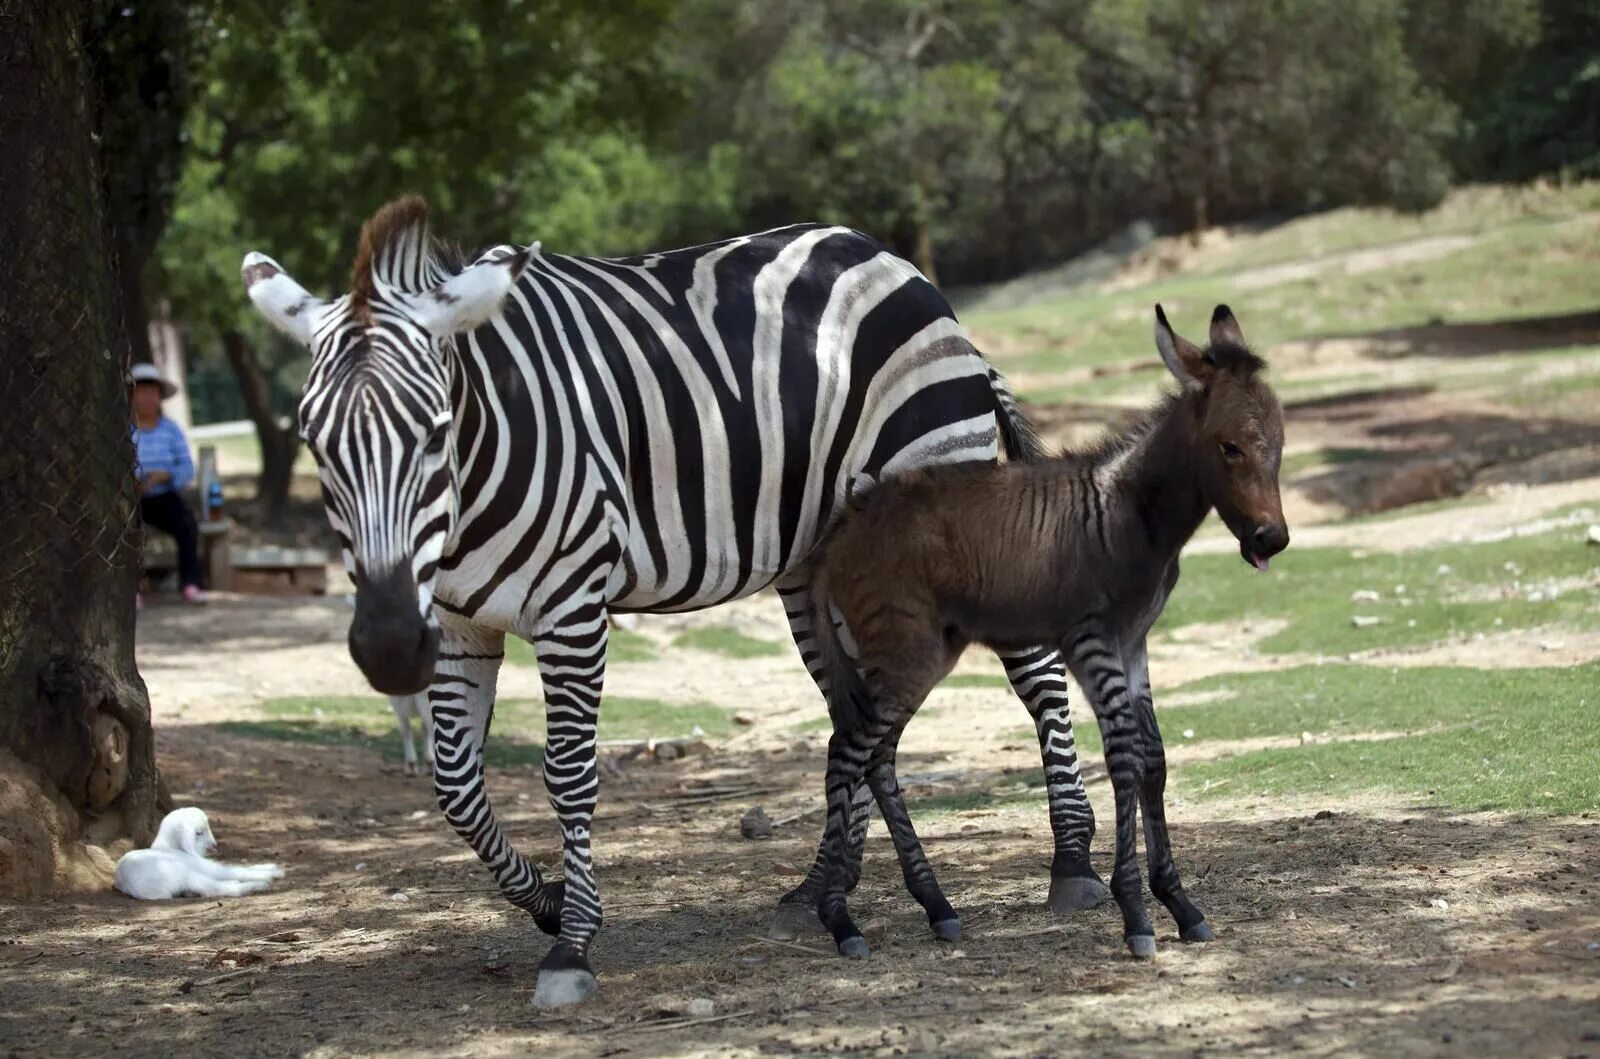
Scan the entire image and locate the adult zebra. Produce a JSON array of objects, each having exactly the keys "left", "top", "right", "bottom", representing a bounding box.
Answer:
[{"left": 241, "top": 196, "right": 1105, "bottom": 1007}]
